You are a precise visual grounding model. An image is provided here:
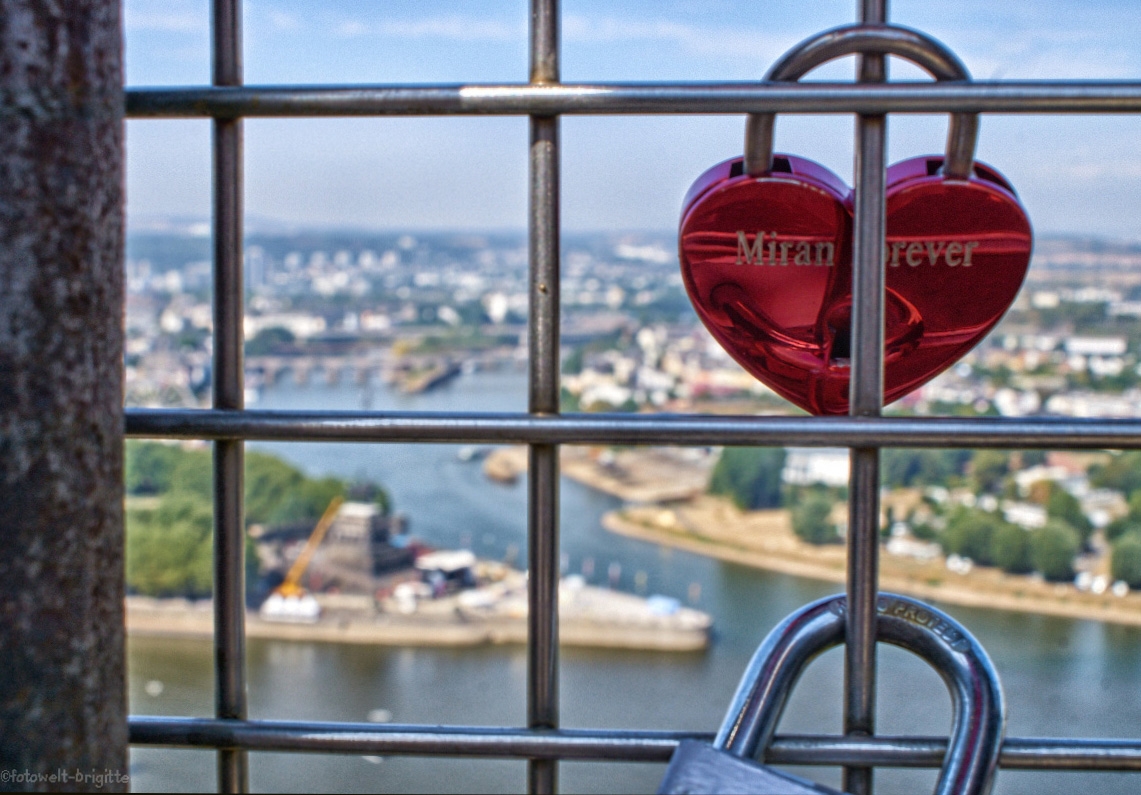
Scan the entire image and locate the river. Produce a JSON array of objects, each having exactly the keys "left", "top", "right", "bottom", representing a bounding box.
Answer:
[{"left": 129, "top": 369, "right": 1141, "bottom": 794}]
